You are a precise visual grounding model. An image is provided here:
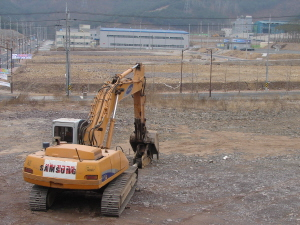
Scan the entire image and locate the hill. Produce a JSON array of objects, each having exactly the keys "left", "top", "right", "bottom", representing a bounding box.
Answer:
[{"left": 1, "top": 0, "right": 300, "bottom": 34}]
